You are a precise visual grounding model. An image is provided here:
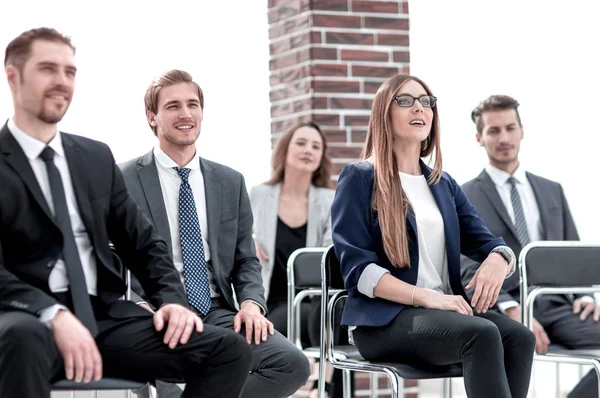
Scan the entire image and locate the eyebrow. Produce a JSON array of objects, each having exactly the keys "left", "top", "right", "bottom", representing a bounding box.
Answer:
[
  {"left": 37, "top": 61, "right": 77, "bottom": 73},
  {"left": 163, "top": 99, "right": 200, "bottom": 107}
]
